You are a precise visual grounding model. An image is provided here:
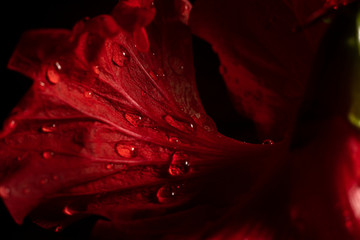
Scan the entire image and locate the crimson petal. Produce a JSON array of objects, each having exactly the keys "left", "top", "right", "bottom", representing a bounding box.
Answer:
[{"left": 0, "top": 0, "right": 283, "bottom": 238}]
